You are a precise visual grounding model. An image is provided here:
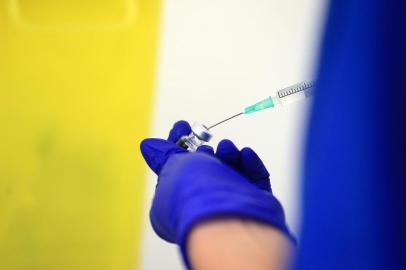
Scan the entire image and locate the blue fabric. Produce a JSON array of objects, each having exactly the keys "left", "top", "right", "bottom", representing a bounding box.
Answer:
[
  {"left": 297, "top": 0, "right": 406, "bottom": 269},
  {"left": 140, "top": 121, "right": 294, "bottom": 269}
]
